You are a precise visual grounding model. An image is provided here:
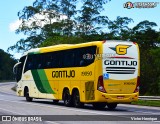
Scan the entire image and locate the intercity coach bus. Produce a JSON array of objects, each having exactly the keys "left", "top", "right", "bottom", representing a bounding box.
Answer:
[{"left": 13, "top": 40, "right": 140, "bottom": 110}]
